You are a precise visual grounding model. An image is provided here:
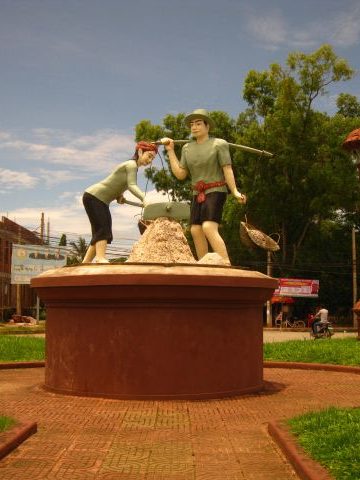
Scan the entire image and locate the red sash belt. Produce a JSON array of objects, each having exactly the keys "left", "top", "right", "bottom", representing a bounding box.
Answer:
[{"left": 193, "top": 180, "right": 226, "bottom": 203}]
